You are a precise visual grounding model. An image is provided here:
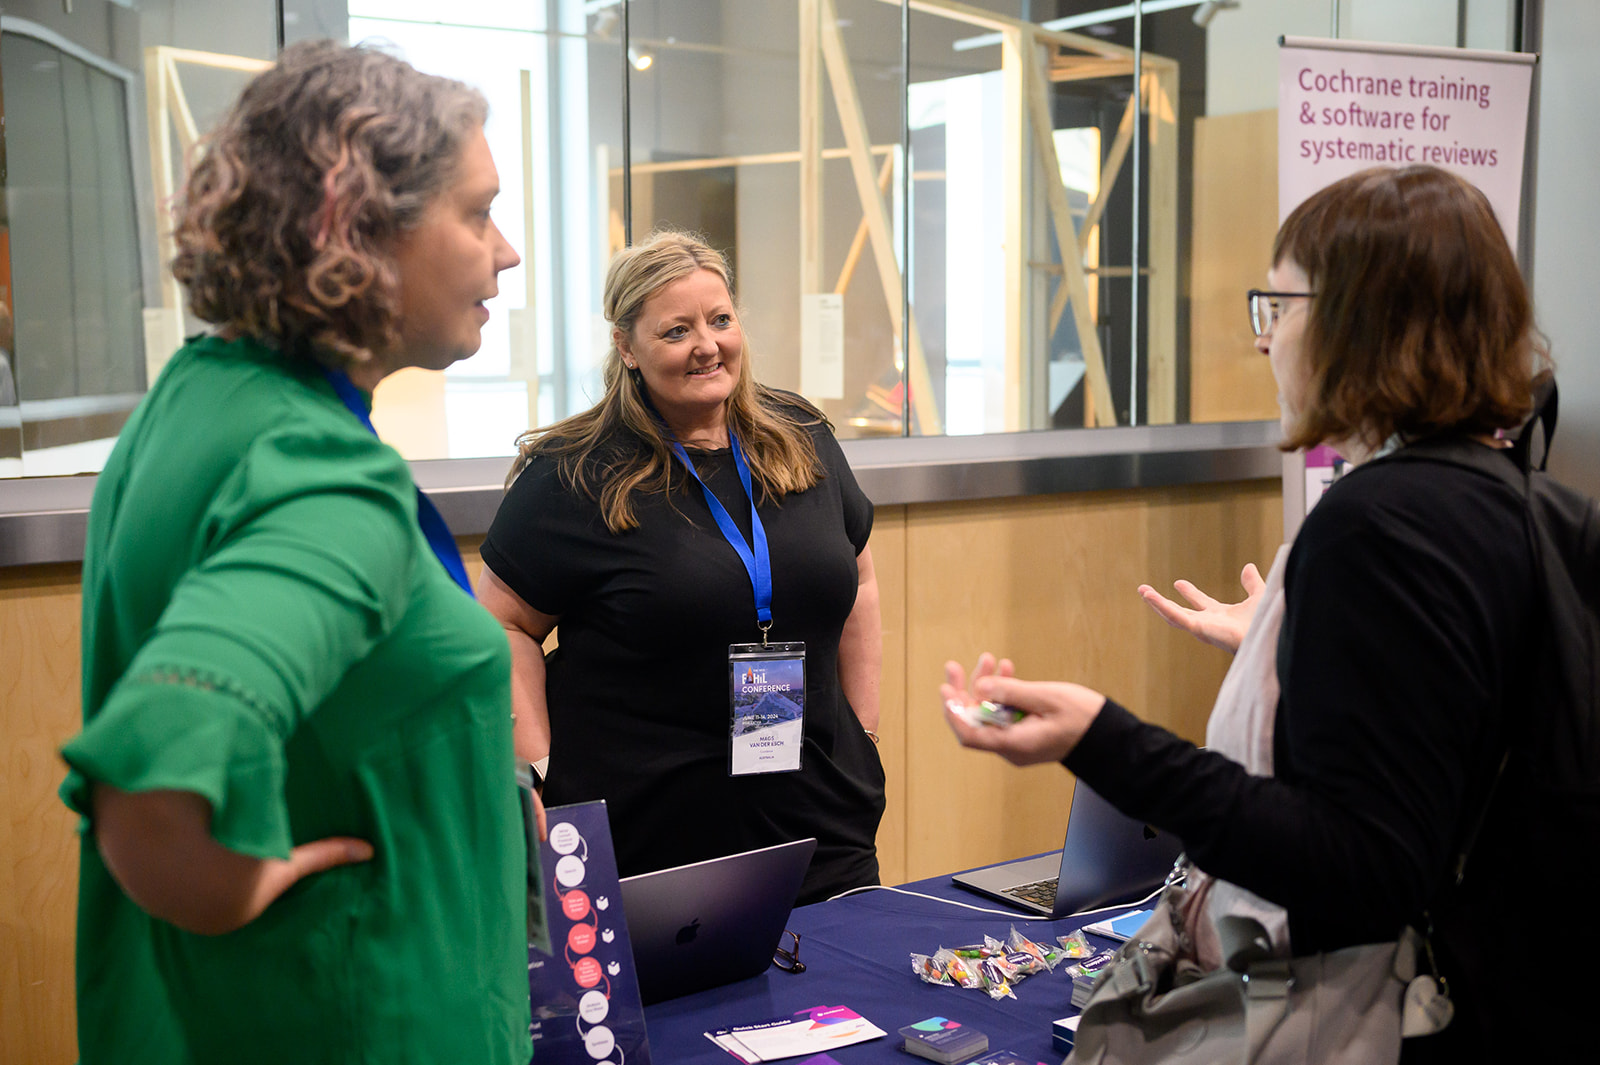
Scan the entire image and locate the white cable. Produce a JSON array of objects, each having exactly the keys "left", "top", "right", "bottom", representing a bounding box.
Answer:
[
  {"left": 1067, "top": 882, "right": 1164, "bottom": 918},
  {"left": 824, "top": 884, "right": 1052, "bottom": 919},
  {"left": 822, "top": 882, "right": 1165, "bottom": 922}
]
